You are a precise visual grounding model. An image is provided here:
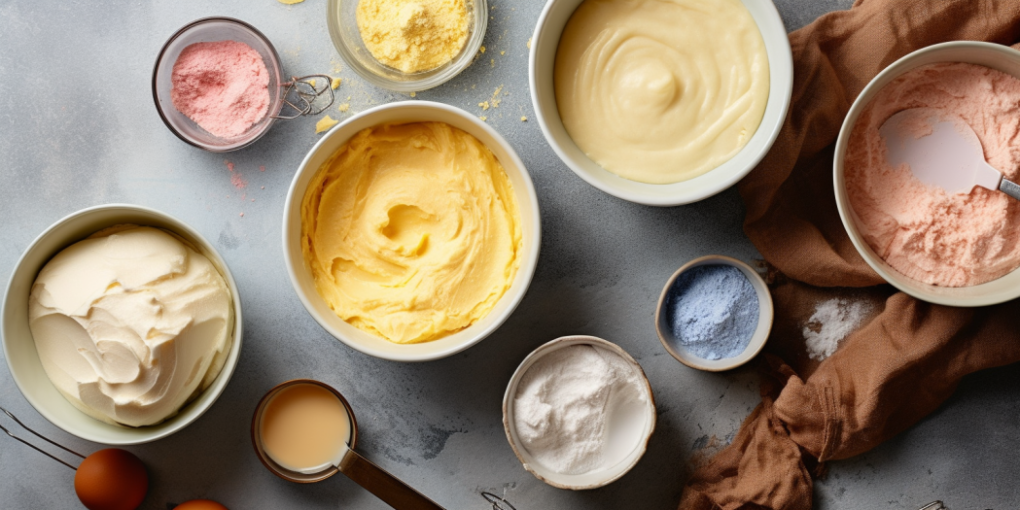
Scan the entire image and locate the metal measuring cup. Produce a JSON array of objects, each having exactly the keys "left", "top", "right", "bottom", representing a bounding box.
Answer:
[{"left": 251, "top": 379, "right": 444, "bottom": 510}]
